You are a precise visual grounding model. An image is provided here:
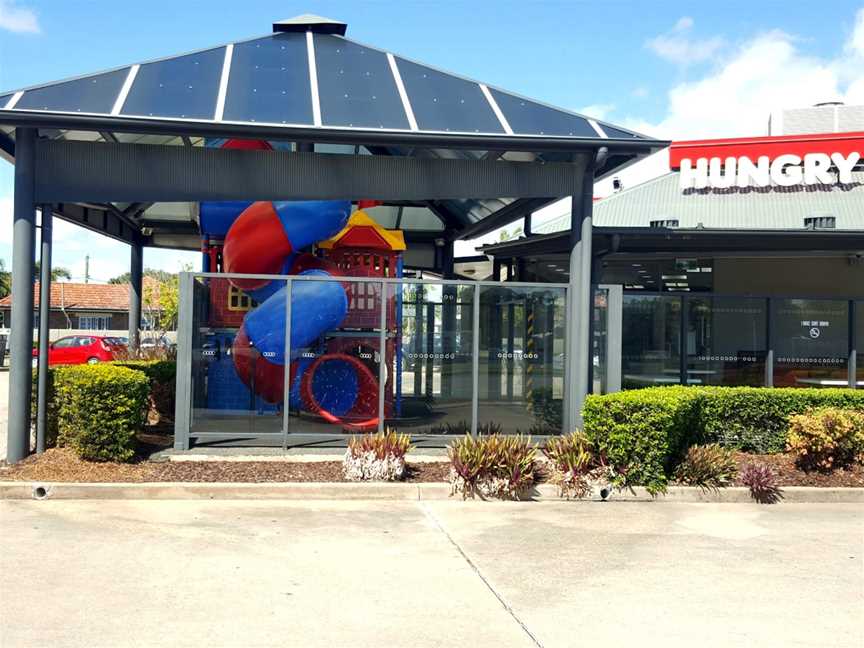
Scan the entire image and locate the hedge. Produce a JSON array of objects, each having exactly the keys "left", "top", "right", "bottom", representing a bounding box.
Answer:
[
  {"left": 112, "top": 360, "right": 176, "bottom": 424},
  {"left": 54, "top": 364, "right": 150, "bottom": 462},
  {"left": 583, "top": 386, "right": 864, "bottom": 494}
]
